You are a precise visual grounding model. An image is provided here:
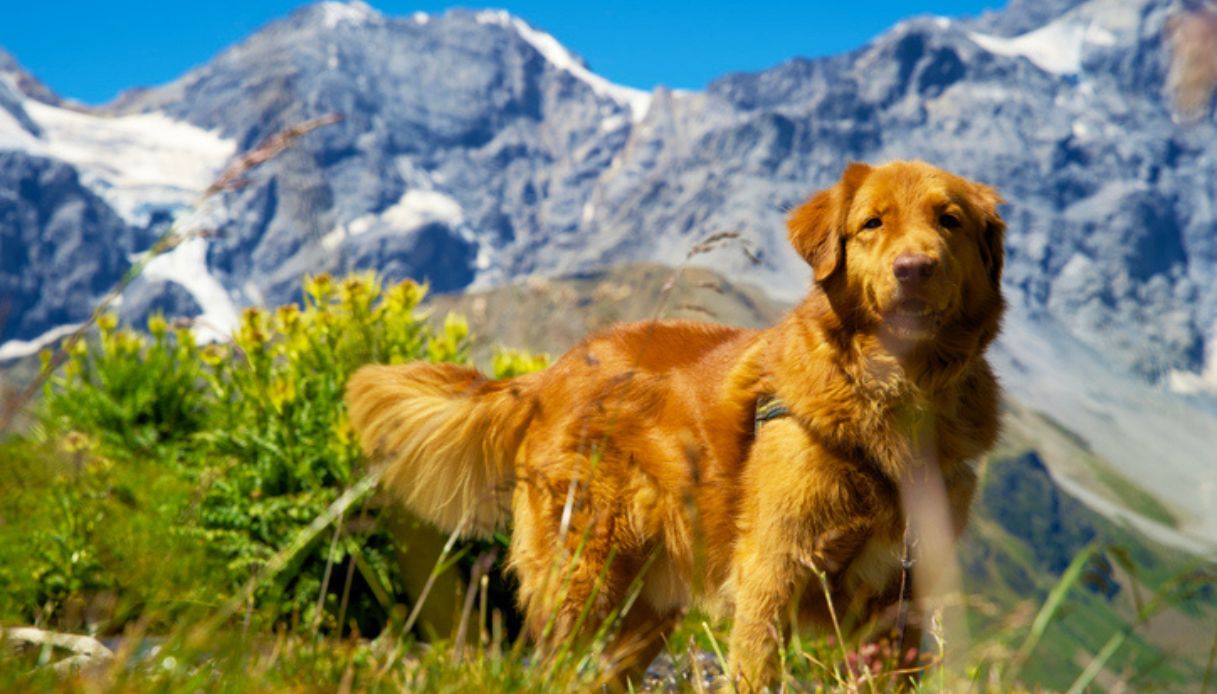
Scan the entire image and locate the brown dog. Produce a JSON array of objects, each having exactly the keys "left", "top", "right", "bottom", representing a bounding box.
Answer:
[{"left": 346, "top": 160, "right": 1005, "bottom": 689}]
